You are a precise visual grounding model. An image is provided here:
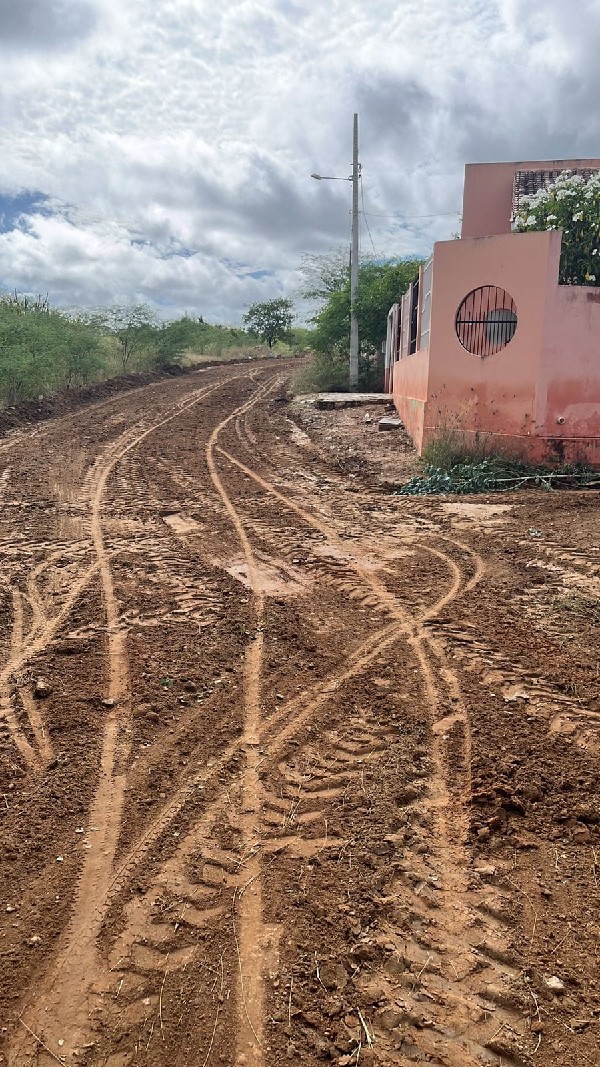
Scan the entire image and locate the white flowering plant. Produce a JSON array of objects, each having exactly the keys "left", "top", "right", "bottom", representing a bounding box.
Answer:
[{"left": 512, "top": 171, "right": 600, "bottom": 285}]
